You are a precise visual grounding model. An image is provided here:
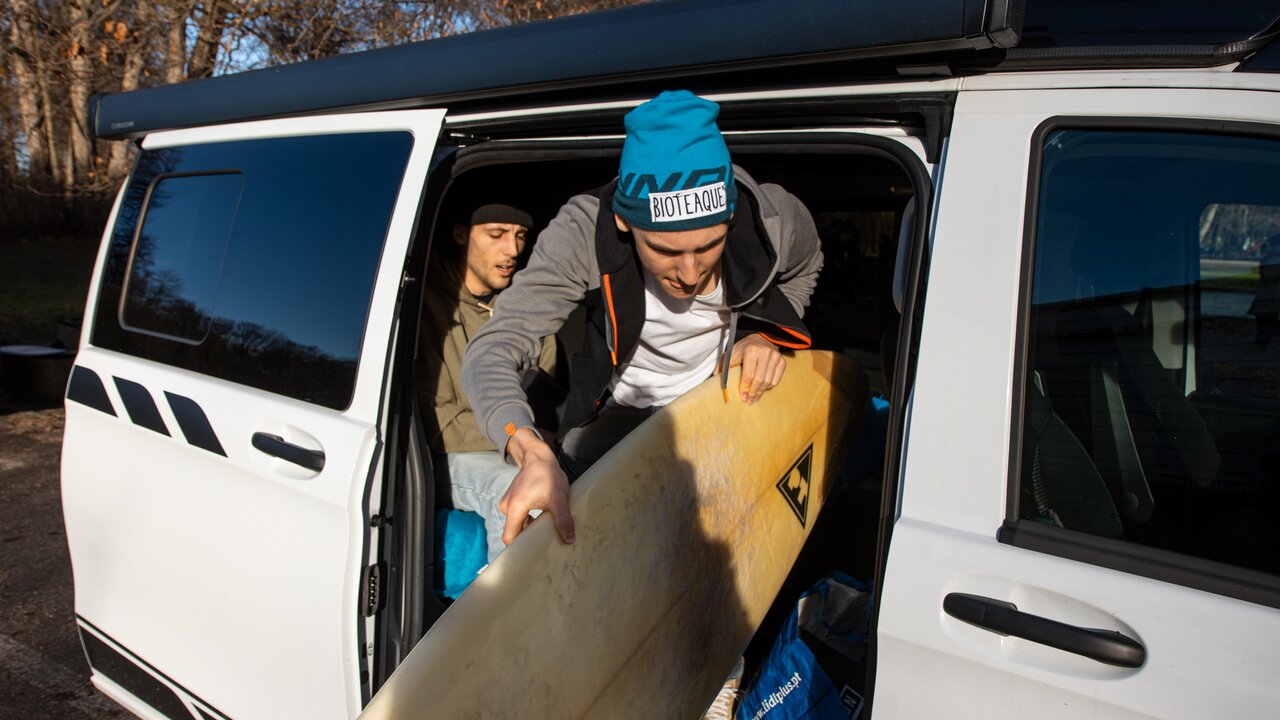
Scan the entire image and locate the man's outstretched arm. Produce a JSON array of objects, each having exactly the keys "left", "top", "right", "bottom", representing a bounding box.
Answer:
[
  {"left": 461, "top": 194, "right": 599, "bottom": 544},
  {"left": 499, "top": 428, "right": 575, "bottom": 546}
]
